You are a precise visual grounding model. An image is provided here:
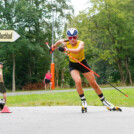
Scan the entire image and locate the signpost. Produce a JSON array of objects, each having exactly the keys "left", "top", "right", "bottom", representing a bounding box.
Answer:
[{"left": 0, "top": 30, "right": 20, "bottom": 42}]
